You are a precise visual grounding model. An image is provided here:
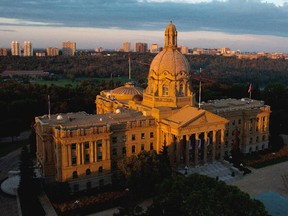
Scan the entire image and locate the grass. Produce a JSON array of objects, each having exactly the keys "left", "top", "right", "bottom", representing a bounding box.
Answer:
[
  {"left": 31, "top": 76, "right": 129, "bottom": 88},
  {"left": 0, "top": 139, "right": 29, "bottom": 157}
]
